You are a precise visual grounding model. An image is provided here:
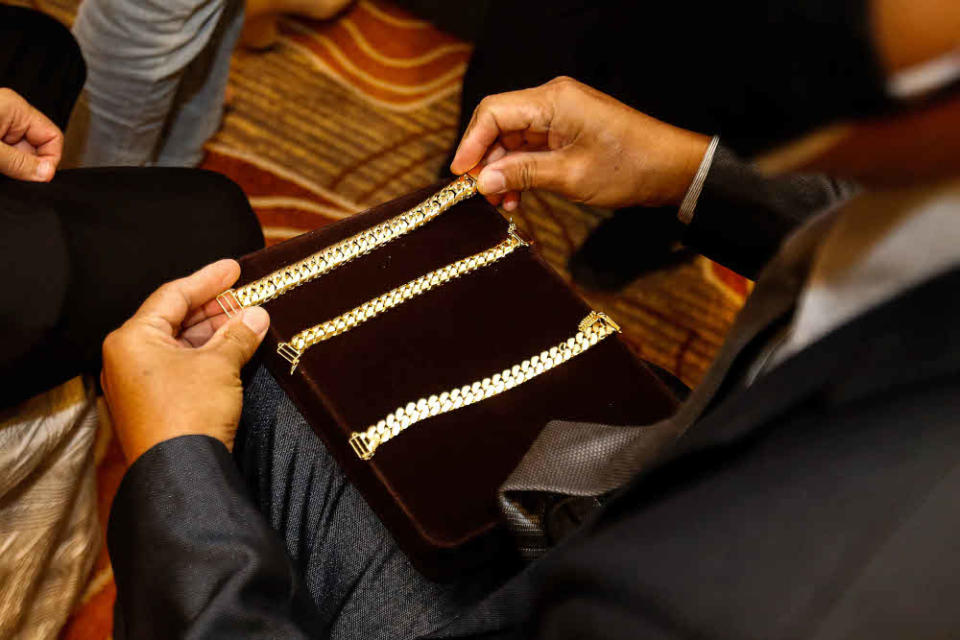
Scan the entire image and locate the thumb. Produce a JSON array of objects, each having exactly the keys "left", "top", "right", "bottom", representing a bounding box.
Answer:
[
  {"left": 206, "top": 306, "right": 270, "bottom": 368},
  {"left": 477, "top": 150, "right": 571, "bottom": 198},
  {"left": 0, "top": 142, "right": 54, "bottom": 181}
]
